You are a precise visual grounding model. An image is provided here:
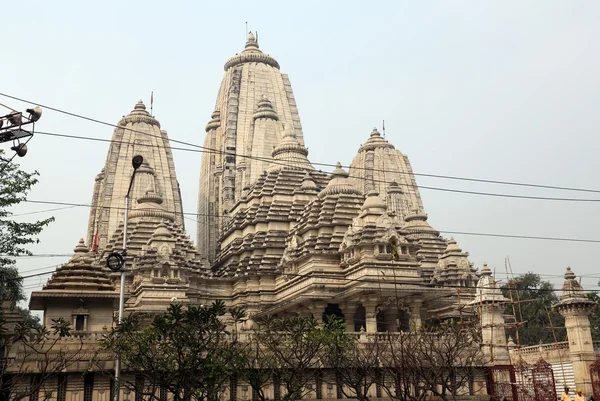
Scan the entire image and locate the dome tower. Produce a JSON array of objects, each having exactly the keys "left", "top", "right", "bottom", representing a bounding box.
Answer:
[{"left": 198, "top": 32, "right": 310, "bottom": 262}]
